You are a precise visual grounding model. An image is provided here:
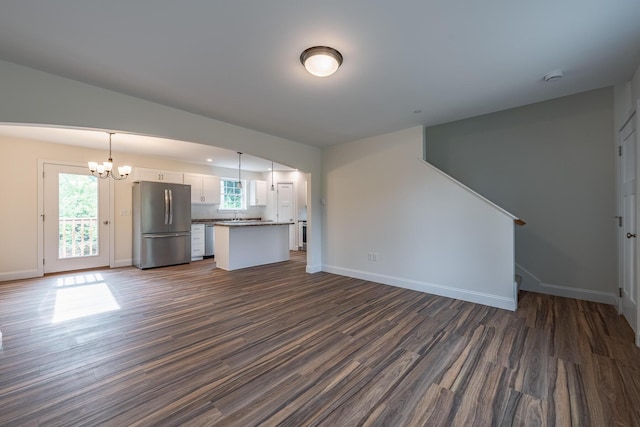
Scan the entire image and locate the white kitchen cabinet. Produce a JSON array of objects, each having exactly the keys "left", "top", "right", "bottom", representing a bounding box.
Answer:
[
  {"left": 202, "top": 175, "right": 220, "bottom": 204},
  {"left": 249, "top": 180, "right": 267, "bottom": 206},
  {"left": 191, "top": 224, "right": 205, "bottom": 261},
  {"left": 184, "top": 173, "right": 220, "bottom": 204},
  {"left": 134, "top": 168, "right": 183, "bottom": 184}
]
